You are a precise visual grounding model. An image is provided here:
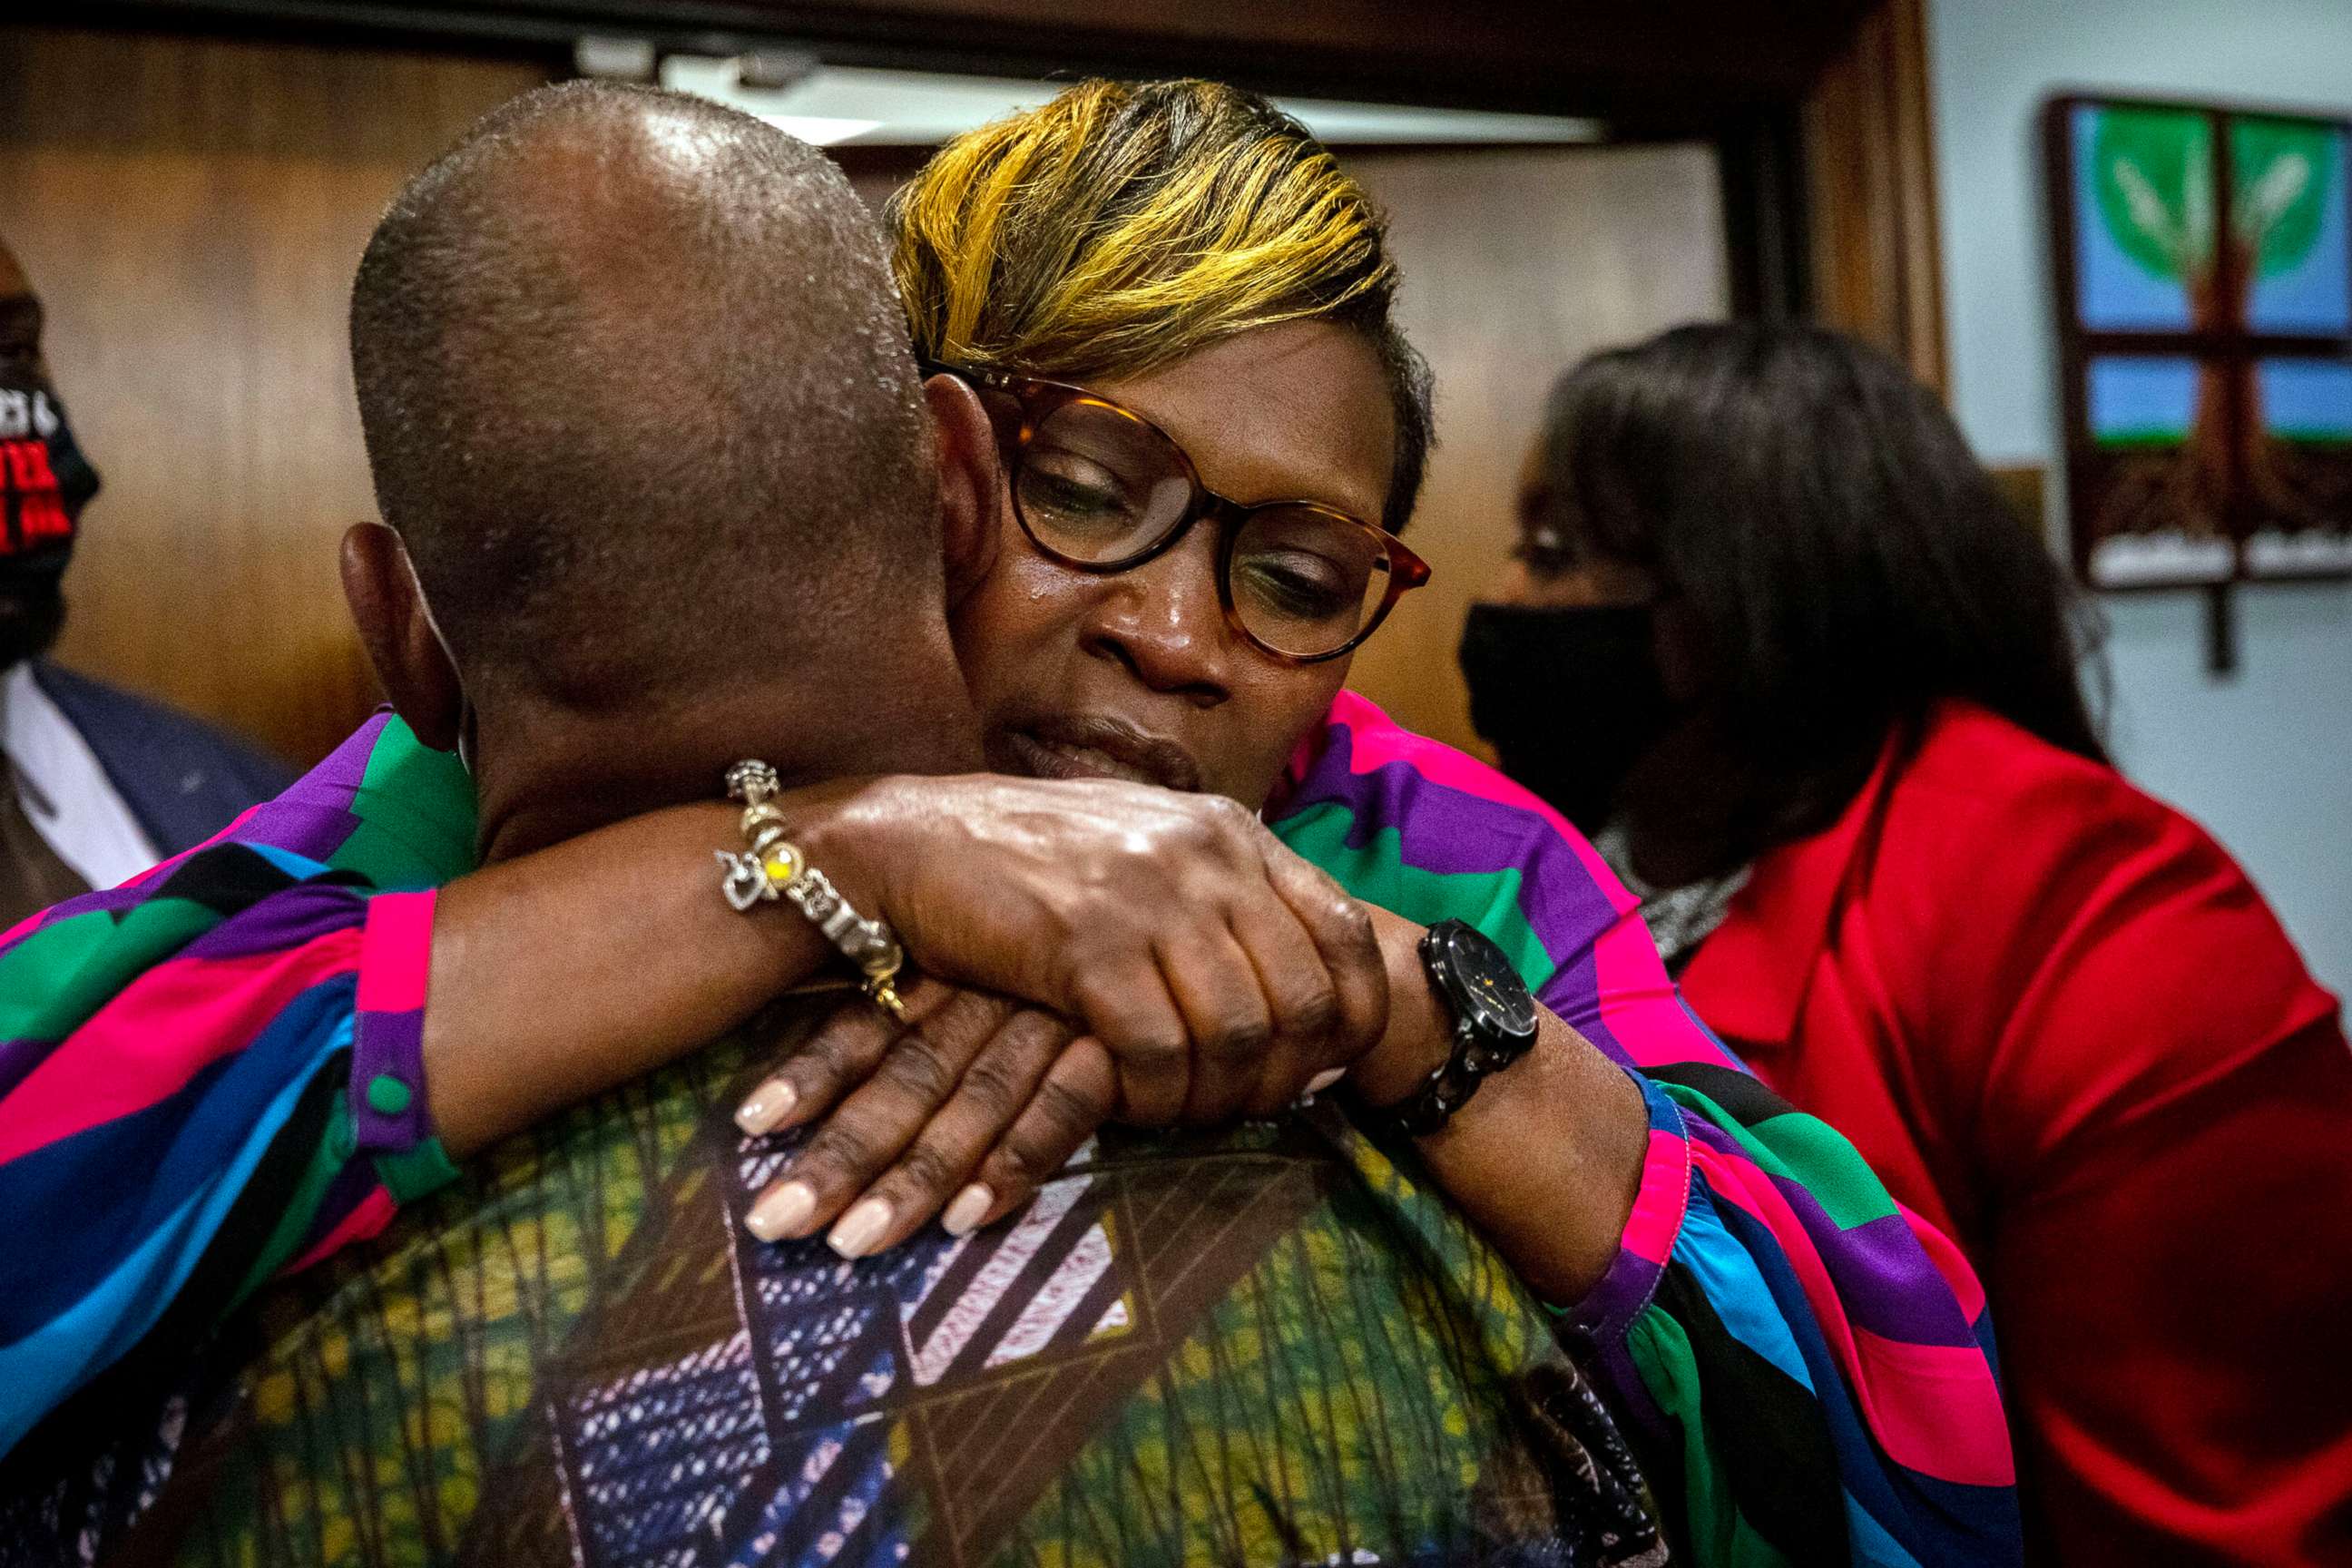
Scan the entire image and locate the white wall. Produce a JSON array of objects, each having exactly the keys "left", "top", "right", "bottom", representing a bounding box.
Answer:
[{"left": 1927, "top": 0, "right": 2352, "bottom": 997}]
